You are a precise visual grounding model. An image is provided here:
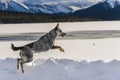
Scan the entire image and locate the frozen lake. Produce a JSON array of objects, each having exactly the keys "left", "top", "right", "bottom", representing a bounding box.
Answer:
[
  {"left": 0, "top": 21, "right": 120, "bottom": 61},
  {"left": 1, "top": 38, "right": 120, "bottom": 62}
]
